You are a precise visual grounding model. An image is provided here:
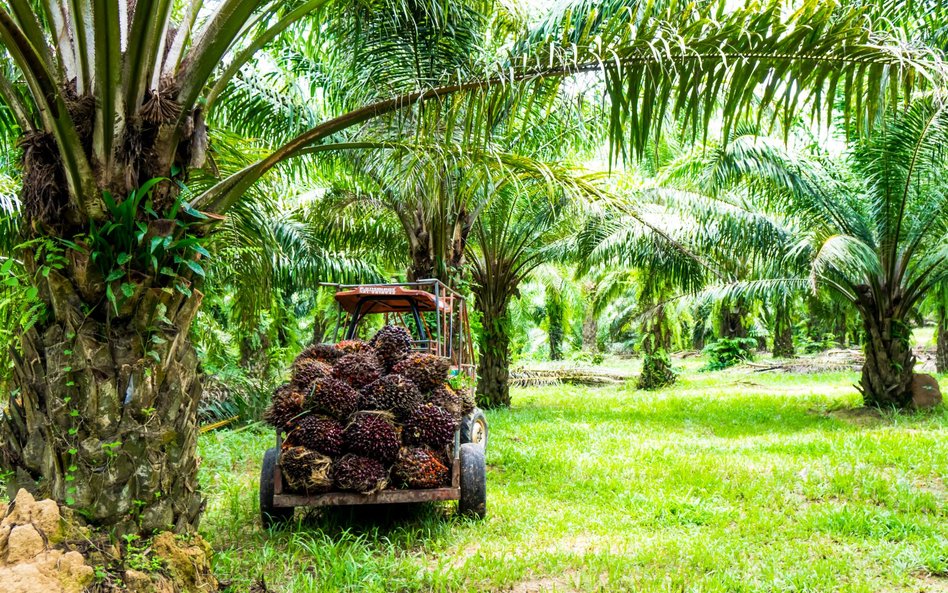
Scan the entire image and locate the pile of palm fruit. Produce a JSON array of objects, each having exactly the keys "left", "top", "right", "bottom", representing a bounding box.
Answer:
[{"left": 264, "top": 326, "right": 476, "bottom": 494}]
